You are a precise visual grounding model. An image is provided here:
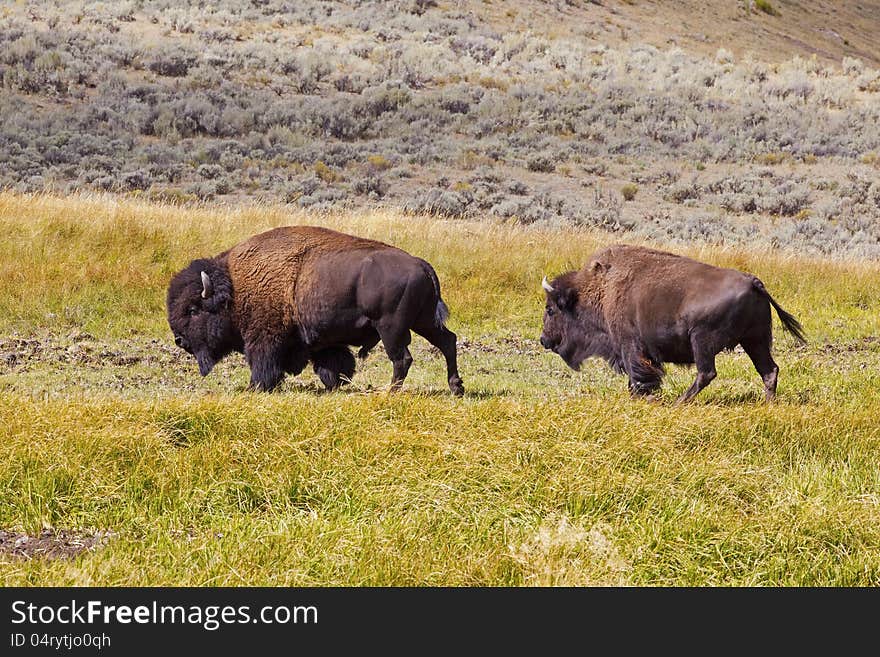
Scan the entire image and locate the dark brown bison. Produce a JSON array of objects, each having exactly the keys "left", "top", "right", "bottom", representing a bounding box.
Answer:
[
  {"left": 539, "top": 244, "right": 806, "bottom": 403},
  {"left": 166, "top": 226, "right": 464, "bottom": 395}
]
